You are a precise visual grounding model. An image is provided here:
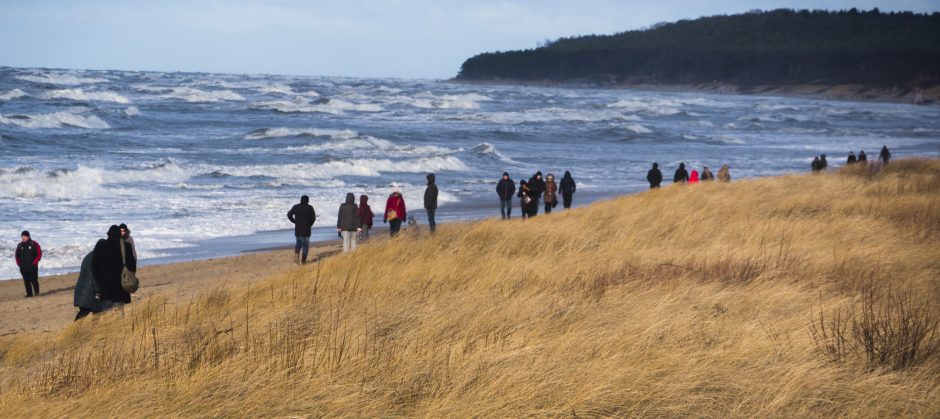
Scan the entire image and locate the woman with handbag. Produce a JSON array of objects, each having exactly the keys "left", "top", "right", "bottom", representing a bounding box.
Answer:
[
  {"left": 92, "top": 225, "right": 136, "bottom": 306},
  {"left": 543, "top": 173, "right": 558, "bottom": 214},
  {"left": 384, "top": 187, "right": 407, "bottom": 237},
  {"left": 518, "top": 180, "right": 536, "bottom": 219}
]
